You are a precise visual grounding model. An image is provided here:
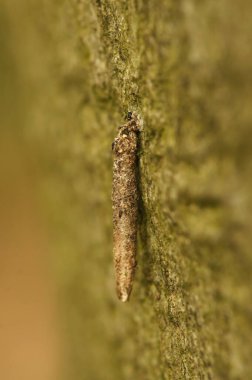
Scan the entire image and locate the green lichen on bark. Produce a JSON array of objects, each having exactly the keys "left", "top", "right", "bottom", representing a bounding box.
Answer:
[{"left": 1, "top": 0, "right": 252, "bottom": 379}]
